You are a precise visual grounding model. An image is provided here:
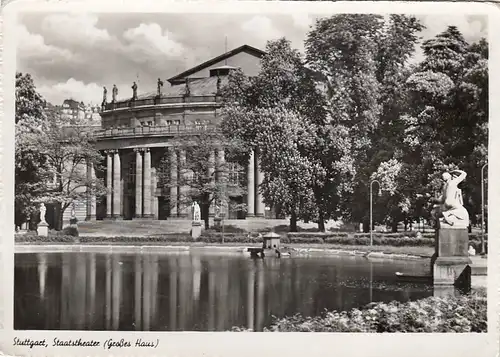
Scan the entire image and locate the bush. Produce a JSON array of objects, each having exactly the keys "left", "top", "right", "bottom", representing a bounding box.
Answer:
[
  {"left": 261, "top": 291, "right": 487, "bottom": 333},
  {"left": 62, "top": 225, "right": 79, "bottom": 237}
]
